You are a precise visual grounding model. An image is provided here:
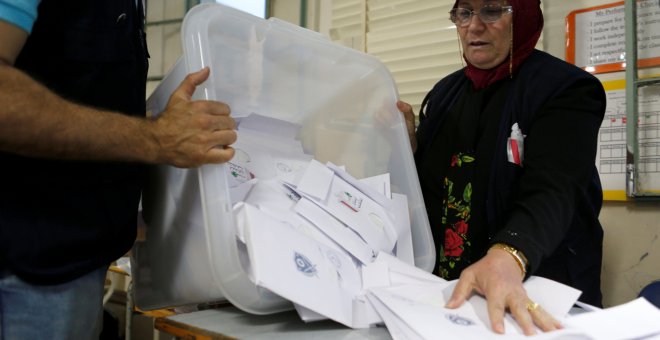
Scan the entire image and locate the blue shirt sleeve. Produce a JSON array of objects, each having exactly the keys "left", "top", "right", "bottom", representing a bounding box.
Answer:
[{"left": 0, "top": 0, "right": 40, "bottom": 33}]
